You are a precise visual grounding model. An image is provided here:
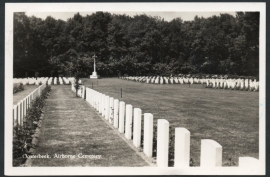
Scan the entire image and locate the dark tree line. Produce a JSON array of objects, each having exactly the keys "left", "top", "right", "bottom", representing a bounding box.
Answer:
[{"left": 13, "top": 12, "right": 259, "bottom": 78}]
